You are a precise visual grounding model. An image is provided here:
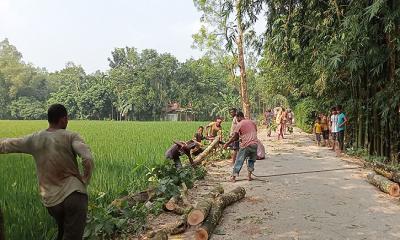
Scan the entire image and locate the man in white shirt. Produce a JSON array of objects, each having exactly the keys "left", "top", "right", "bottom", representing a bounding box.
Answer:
[{"left": 330, "top": 107, "right": 339, "bottom": 151}]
